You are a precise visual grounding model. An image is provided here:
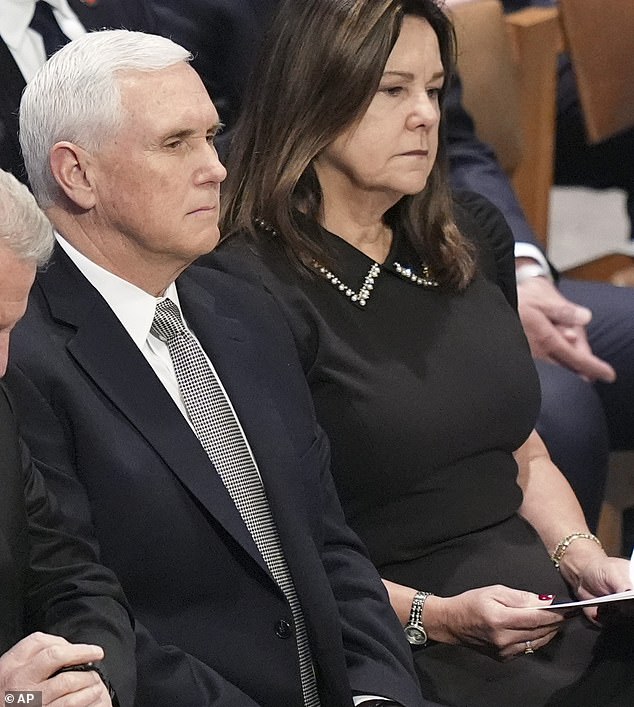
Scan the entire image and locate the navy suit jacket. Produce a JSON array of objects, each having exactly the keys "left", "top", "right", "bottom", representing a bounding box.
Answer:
[
  {"left": 6, "top": 246, "right": 425, "bottom": 707},
  {"left": 0, "top": 0, "right": 156, "bottom": 184},
  {"left": 0, "top": 382, "right": 136, "bottom": 704}
]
